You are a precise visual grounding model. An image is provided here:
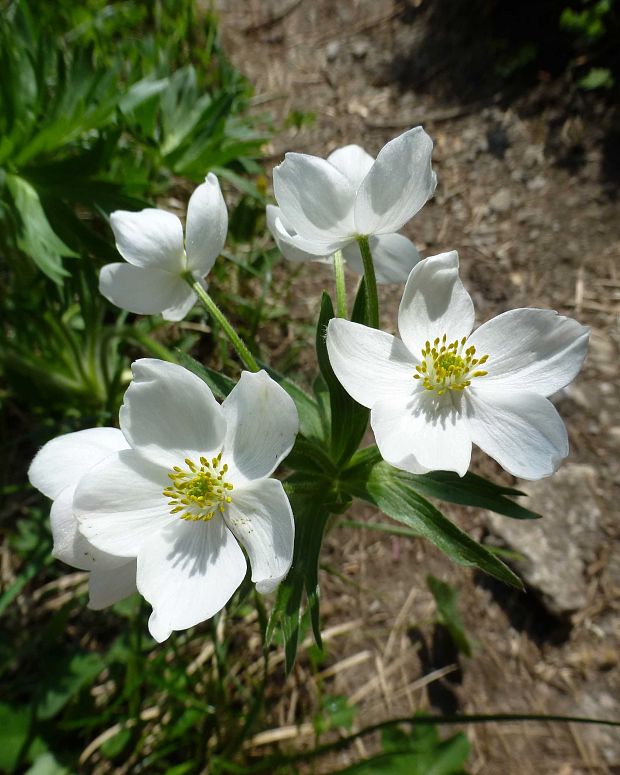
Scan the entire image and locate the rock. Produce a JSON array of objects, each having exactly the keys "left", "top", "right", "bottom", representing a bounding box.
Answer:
[
  {"left": 351, "top": 38, "right": 369, "bottom": 59},
  {"left": 325, "top": 41, "right": 340, "bottom": 62},
  {"left": 486, "top": 464, "right": 602, "bottom": 616},
  {"left": 489, "top": 188, "right": 512, "bottom": 213}
]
